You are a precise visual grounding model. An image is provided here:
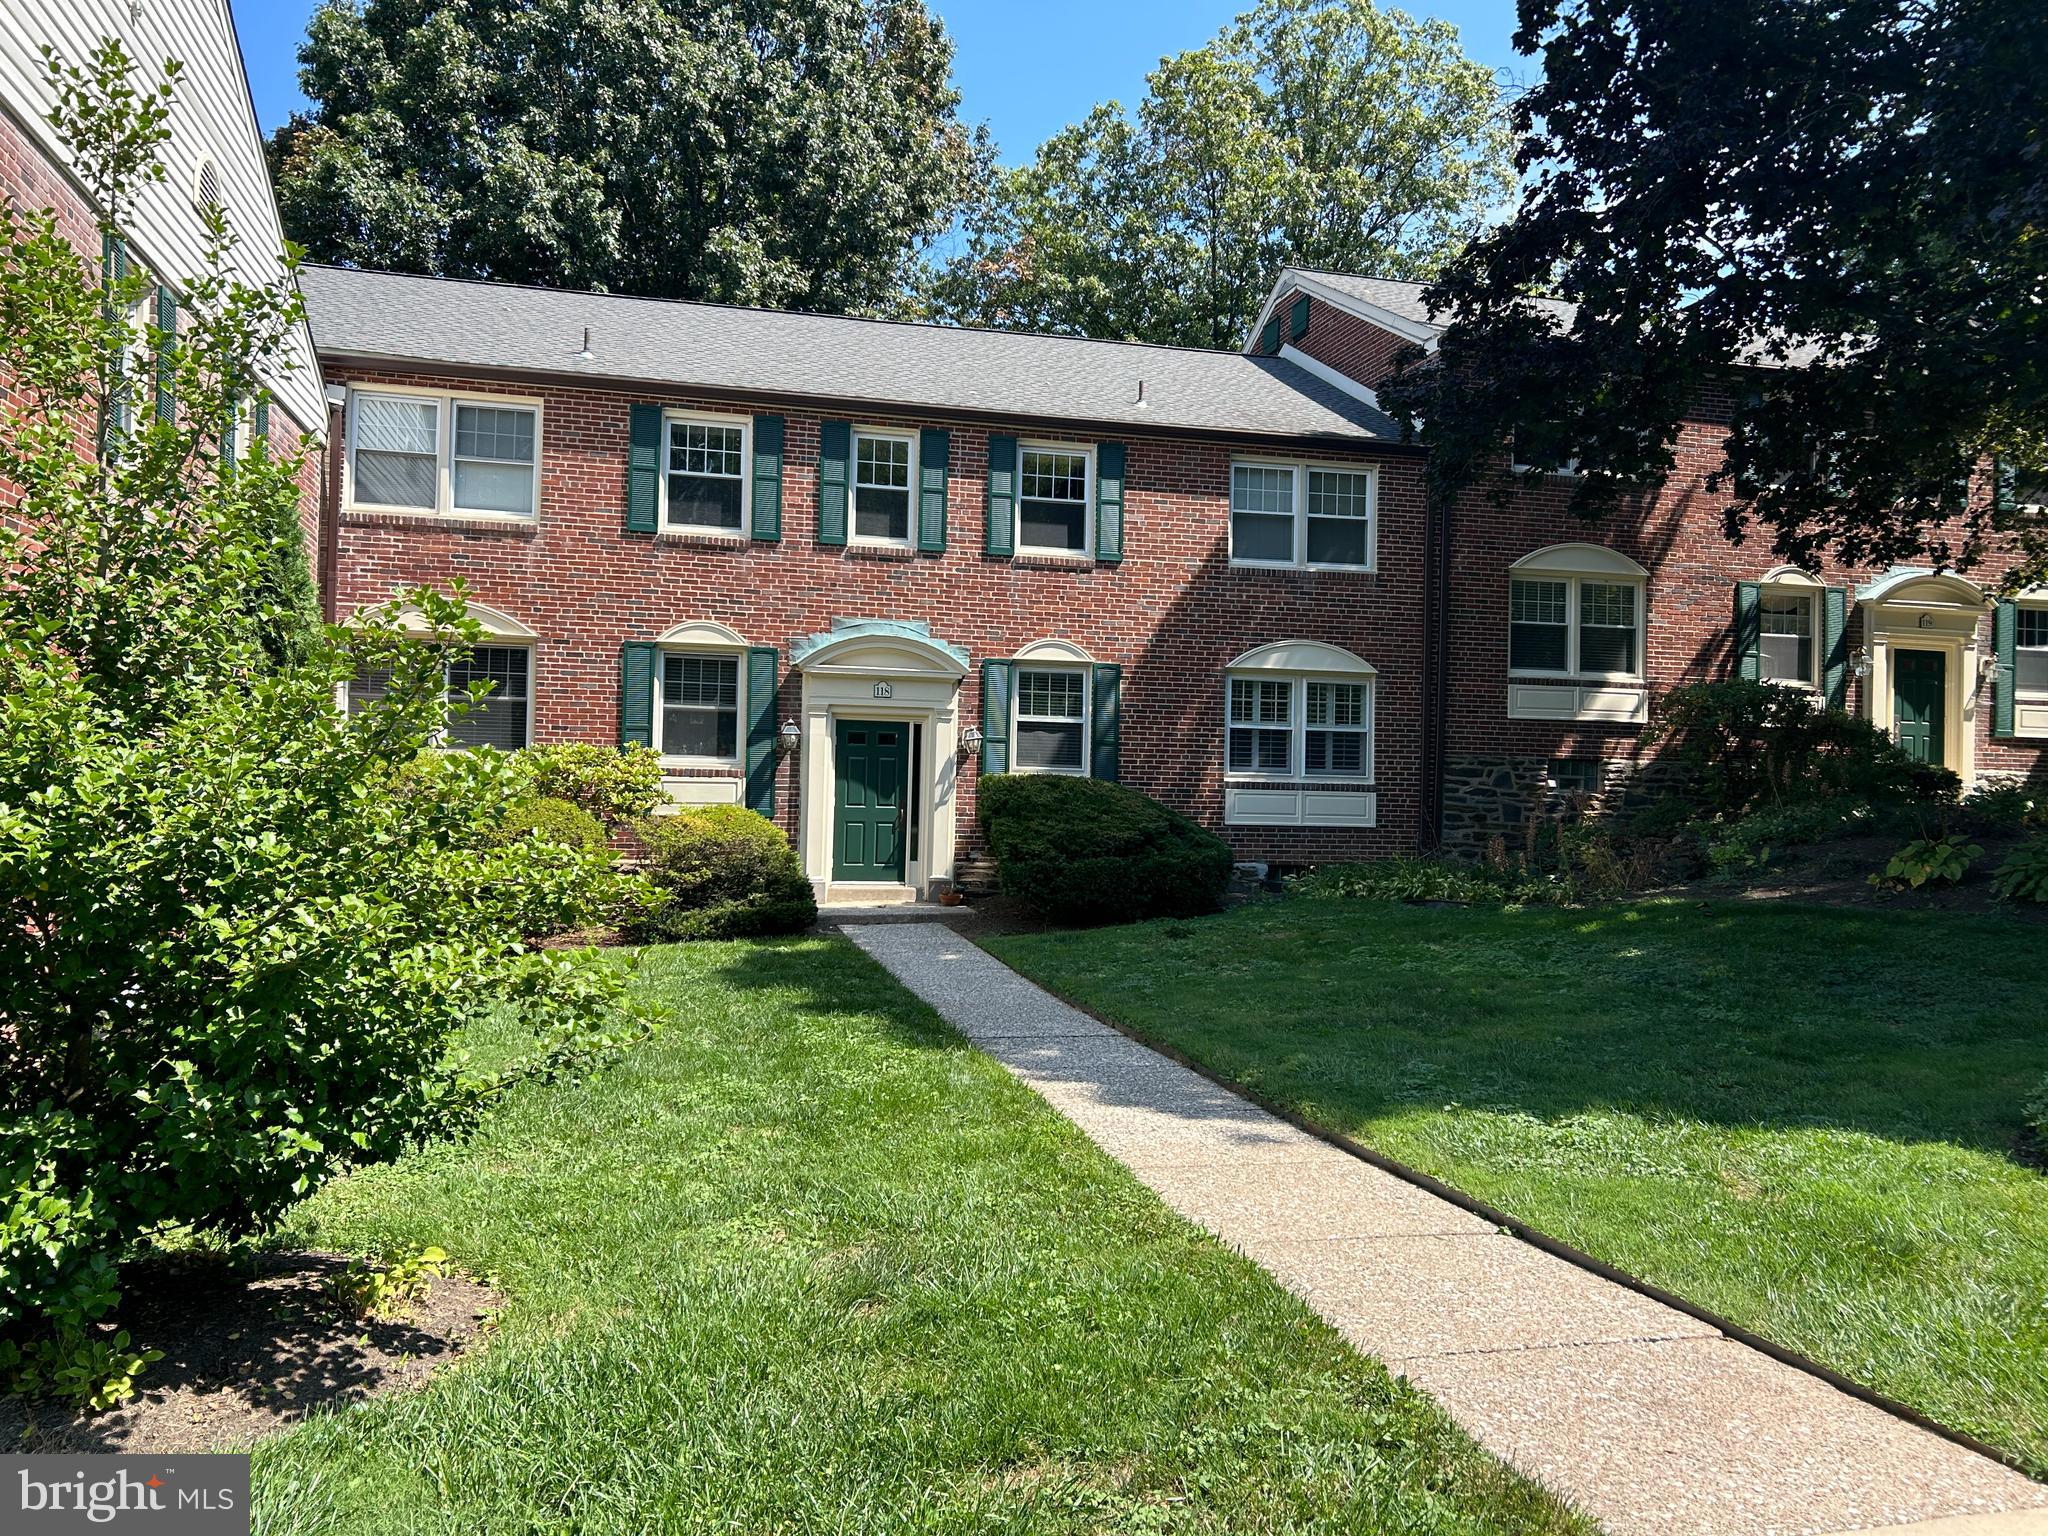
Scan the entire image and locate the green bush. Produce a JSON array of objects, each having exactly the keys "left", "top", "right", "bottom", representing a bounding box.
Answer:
[
  {"left": 978, "top": 775, "right": 1233, "bottom": 923},
  {"left": 1992, "top": 838, "right": 2048, "bottom": 904},
  {"left": 518, "top": 742, "right": 664, "bottom": 829},
  {"left": 1654, "top": 678, "right": 1958, "bottom": 814},
  {"left": 0, "top": 50, "right": 650, "bottom": 1407},
  {"left": 1964, "top": 781, "right": 2048, "bottom": 831},
  {"left": 501, "top": 795, "right": 608, "bottom": 852},
  {"left": 1291, "top": 858, "right": 1564, "bottom": 906},
  {"left": 1875, "top": 833, "right": 1983, "bottom": 889},
  {"left": 625, "top": 807, "right": 818, "bottom": 941}
]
